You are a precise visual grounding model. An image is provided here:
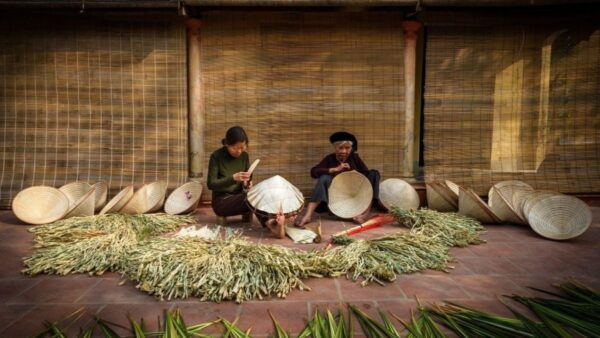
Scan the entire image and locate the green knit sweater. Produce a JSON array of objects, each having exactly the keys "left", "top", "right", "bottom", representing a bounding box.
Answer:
[{"left": 207, "top": 146, "right": 249, "bottom": 194}]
